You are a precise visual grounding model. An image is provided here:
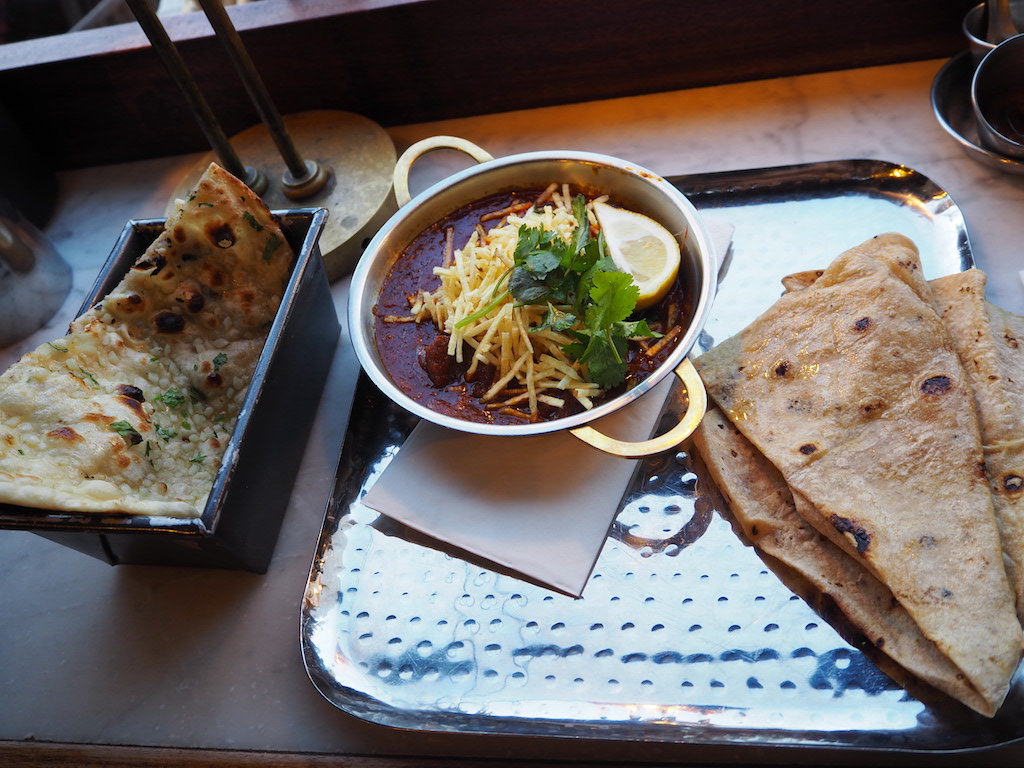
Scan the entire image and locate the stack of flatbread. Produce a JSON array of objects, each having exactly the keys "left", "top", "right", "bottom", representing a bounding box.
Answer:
[
  {"left": 693, "top": 233, "right": 1024, "bottom": 717},
  {"left": 0, "top": 163, "right": 293, "bottom": 518}
]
